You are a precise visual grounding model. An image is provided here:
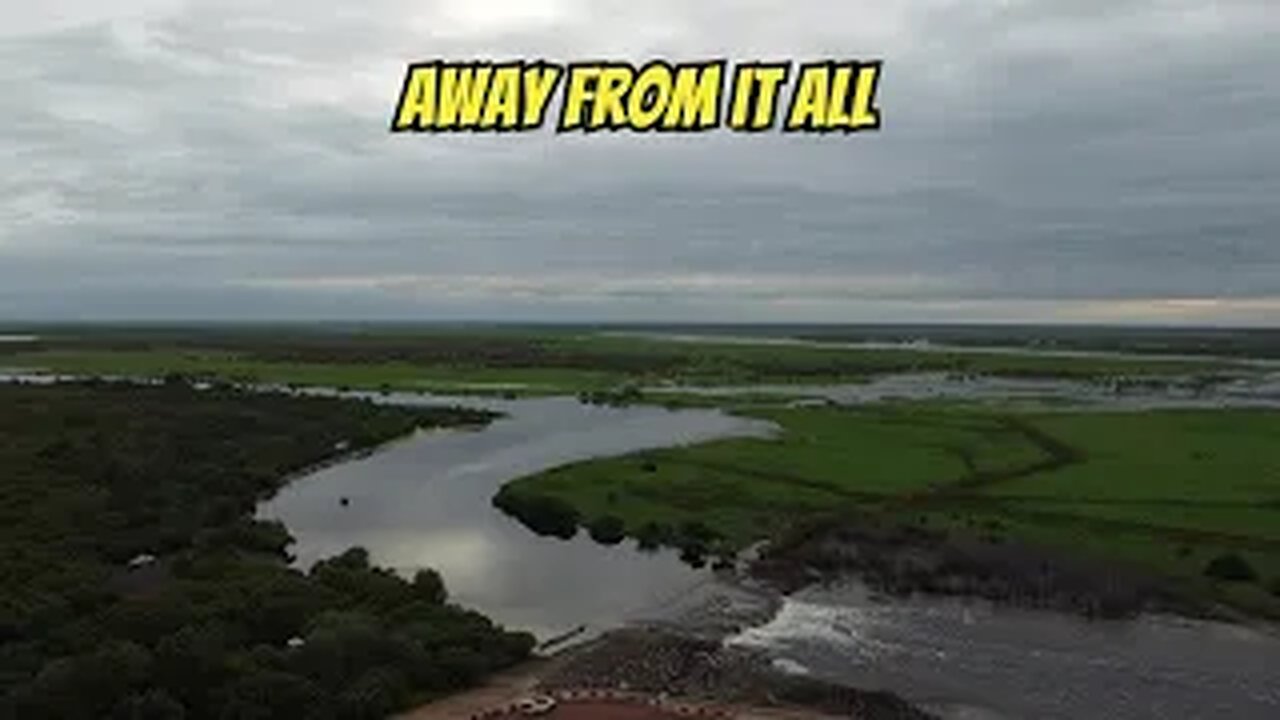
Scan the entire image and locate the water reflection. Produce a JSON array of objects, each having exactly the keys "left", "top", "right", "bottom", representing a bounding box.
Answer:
[{"left": 258, "top": 395, "right": 774, "bottom": 639}]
